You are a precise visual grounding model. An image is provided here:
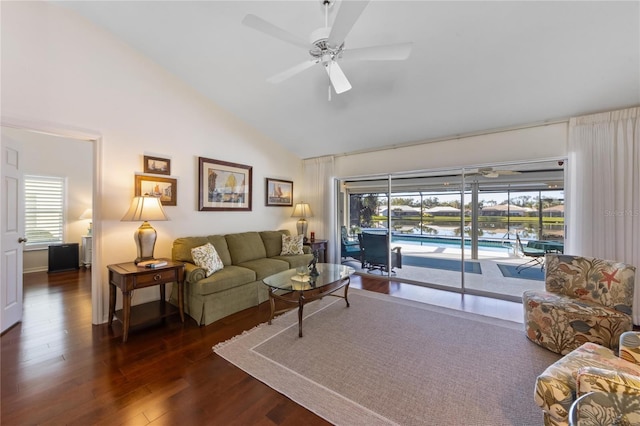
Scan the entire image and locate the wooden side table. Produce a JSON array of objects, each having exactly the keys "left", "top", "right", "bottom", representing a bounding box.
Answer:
[
  {"left": 304, "top": 239, "right": 328, "bottom": 263},
  {"left": 107, "top": 259, "right": 185, "bottom": 342}
]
